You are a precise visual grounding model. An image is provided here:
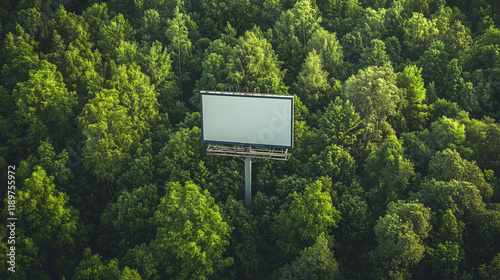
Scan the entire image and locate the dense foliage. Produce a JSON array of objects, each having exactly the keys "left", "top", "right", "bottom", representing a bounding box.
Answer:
[{"left": 1, "top": 0, "right": 500, "bottom": 279}]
